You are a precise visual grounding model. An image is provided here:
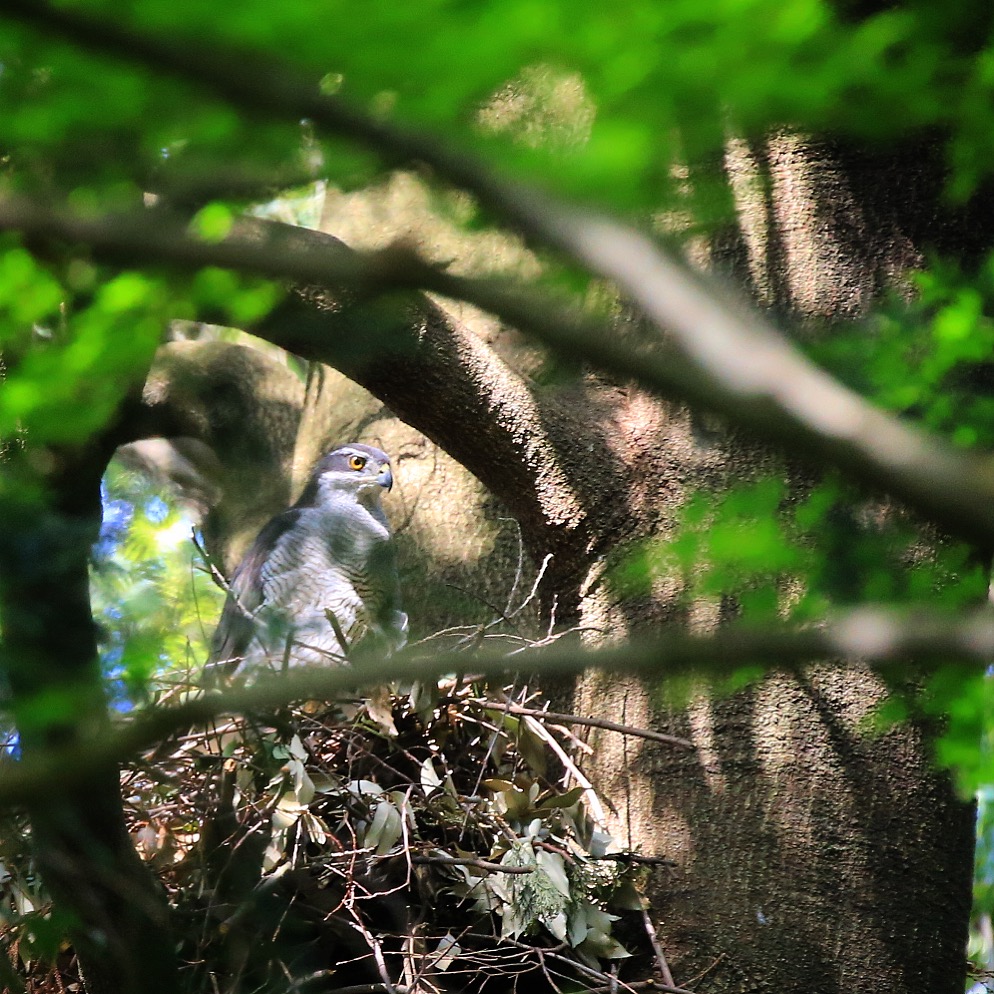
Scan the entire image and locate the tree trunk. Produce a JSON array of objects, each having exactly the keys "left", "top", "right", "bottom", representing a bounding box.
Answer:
[
  {"left": 124, "top": 141, "right": 981, "bottom": 991},
  {"left": 573, "top": 135, "right": 978, "bottom": 992},
  {"left": 0, "top": 442, "right": 180, "bottom": 994}
]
